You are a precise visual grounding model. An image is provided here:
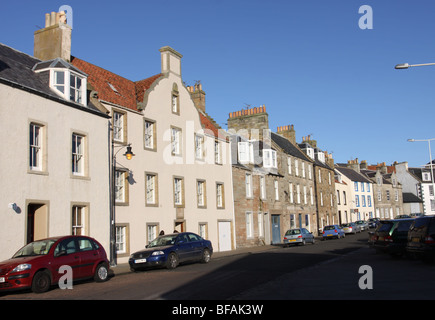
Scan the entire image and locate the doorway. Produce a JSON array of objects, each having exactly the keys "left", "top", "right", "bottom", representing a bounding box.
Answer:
[
  {"left": 27, "top": 203, "right": 48, "bottom": 244},
  {"left": 271, "top": 215, "right": 281, "bottom": 244}
]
